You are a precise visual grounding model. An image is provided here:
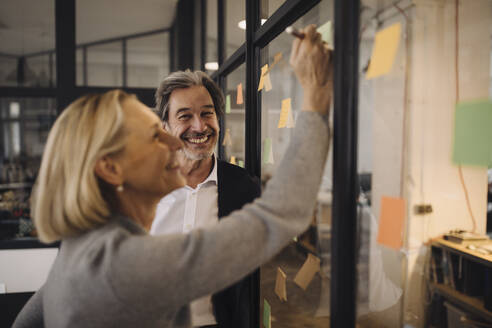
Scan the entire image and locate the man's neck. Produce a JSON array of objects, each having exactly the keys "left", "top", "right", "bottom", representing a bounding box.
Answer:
[{"left": 179, "top": 154, "right": 214, "bottom": 189}]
